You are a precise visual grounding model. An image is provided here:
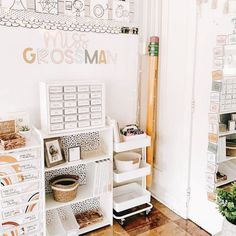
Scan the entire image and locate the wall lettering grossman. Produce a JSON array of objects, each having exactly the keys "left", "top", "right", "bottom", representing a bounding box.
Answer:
[{"left": 22, "top": 31, "right": 118, "bottom": 64}]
